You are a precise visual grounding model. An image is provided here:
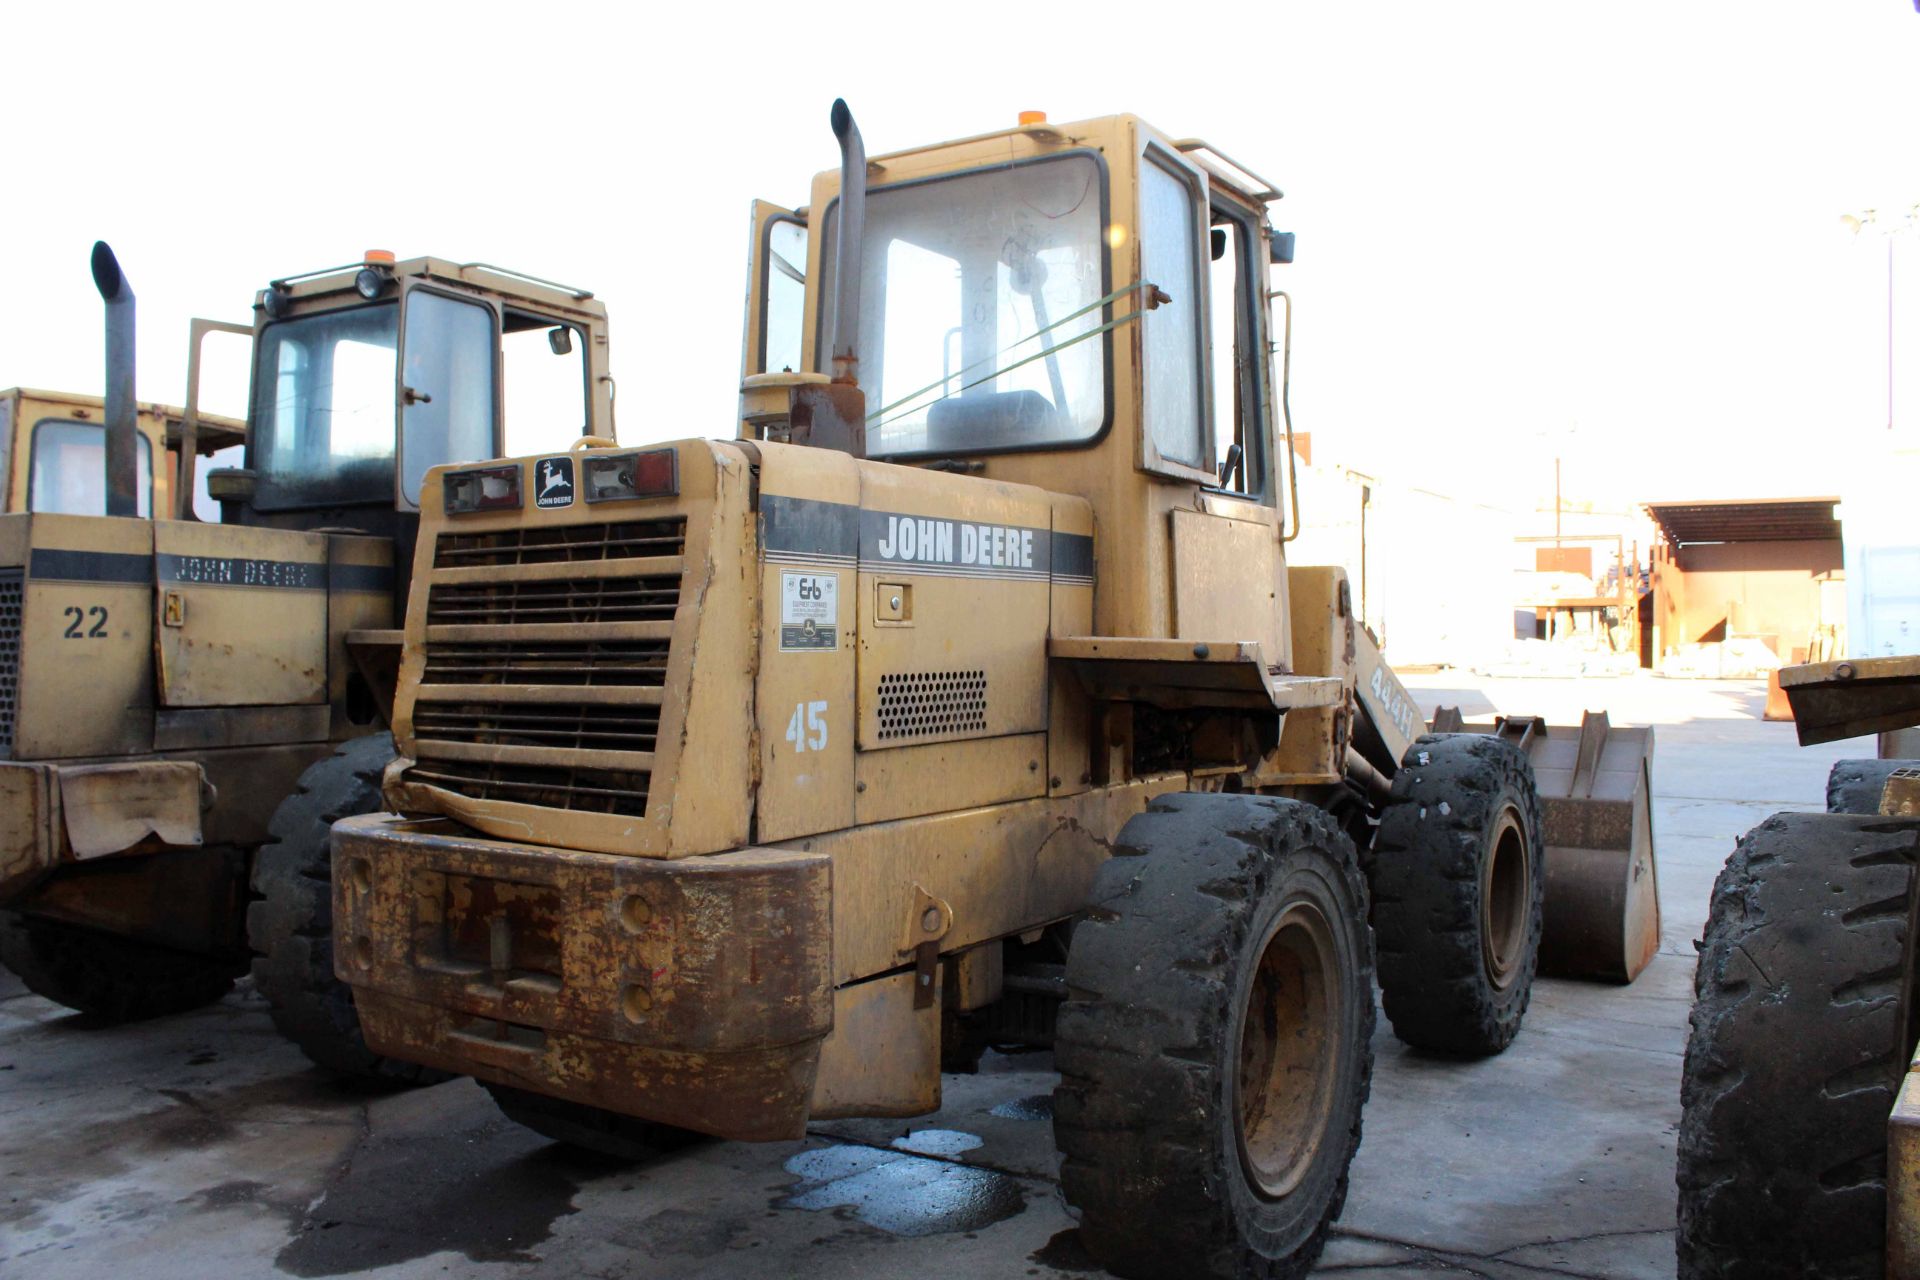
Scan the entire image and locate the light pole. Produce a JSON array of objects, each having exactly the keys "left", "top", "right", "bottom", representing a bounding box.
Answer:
[{"left": 1842, "top": 206, "right": 1919, "bottom": 433}]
